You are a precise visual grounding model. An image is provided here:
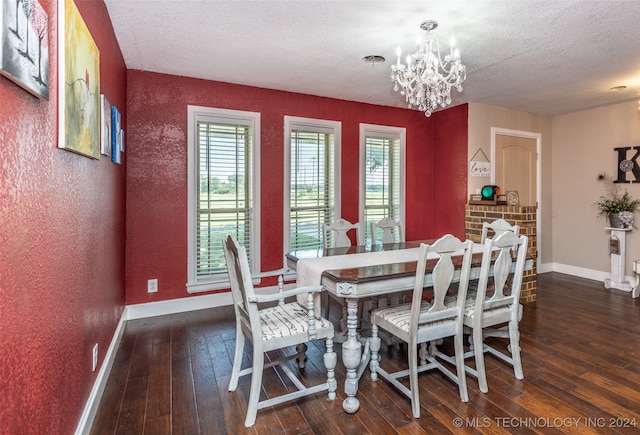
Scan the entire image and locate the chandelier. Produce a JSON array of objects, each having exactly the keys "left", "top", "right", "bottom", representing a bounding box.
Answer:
[{"left": 391, "top": 20, "right": 466, "bottom": 117}]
